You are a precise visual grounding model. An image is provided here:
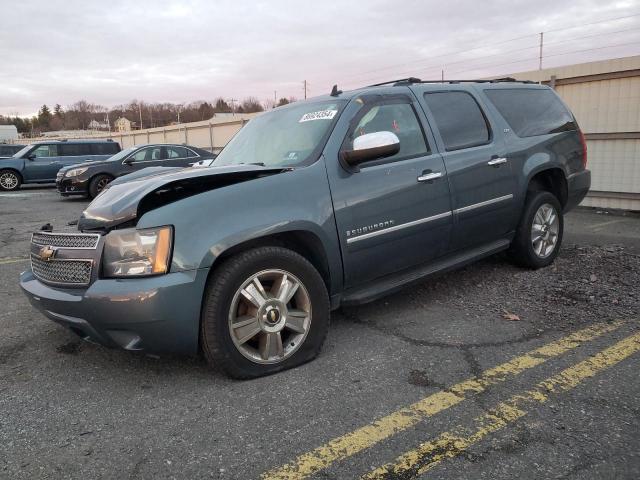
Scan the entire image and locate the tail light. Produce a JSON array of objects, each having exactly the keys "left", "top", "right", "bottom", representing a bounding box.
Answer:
[{"left": 579, "top": 130, "right": 588, "bottom": 169}]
